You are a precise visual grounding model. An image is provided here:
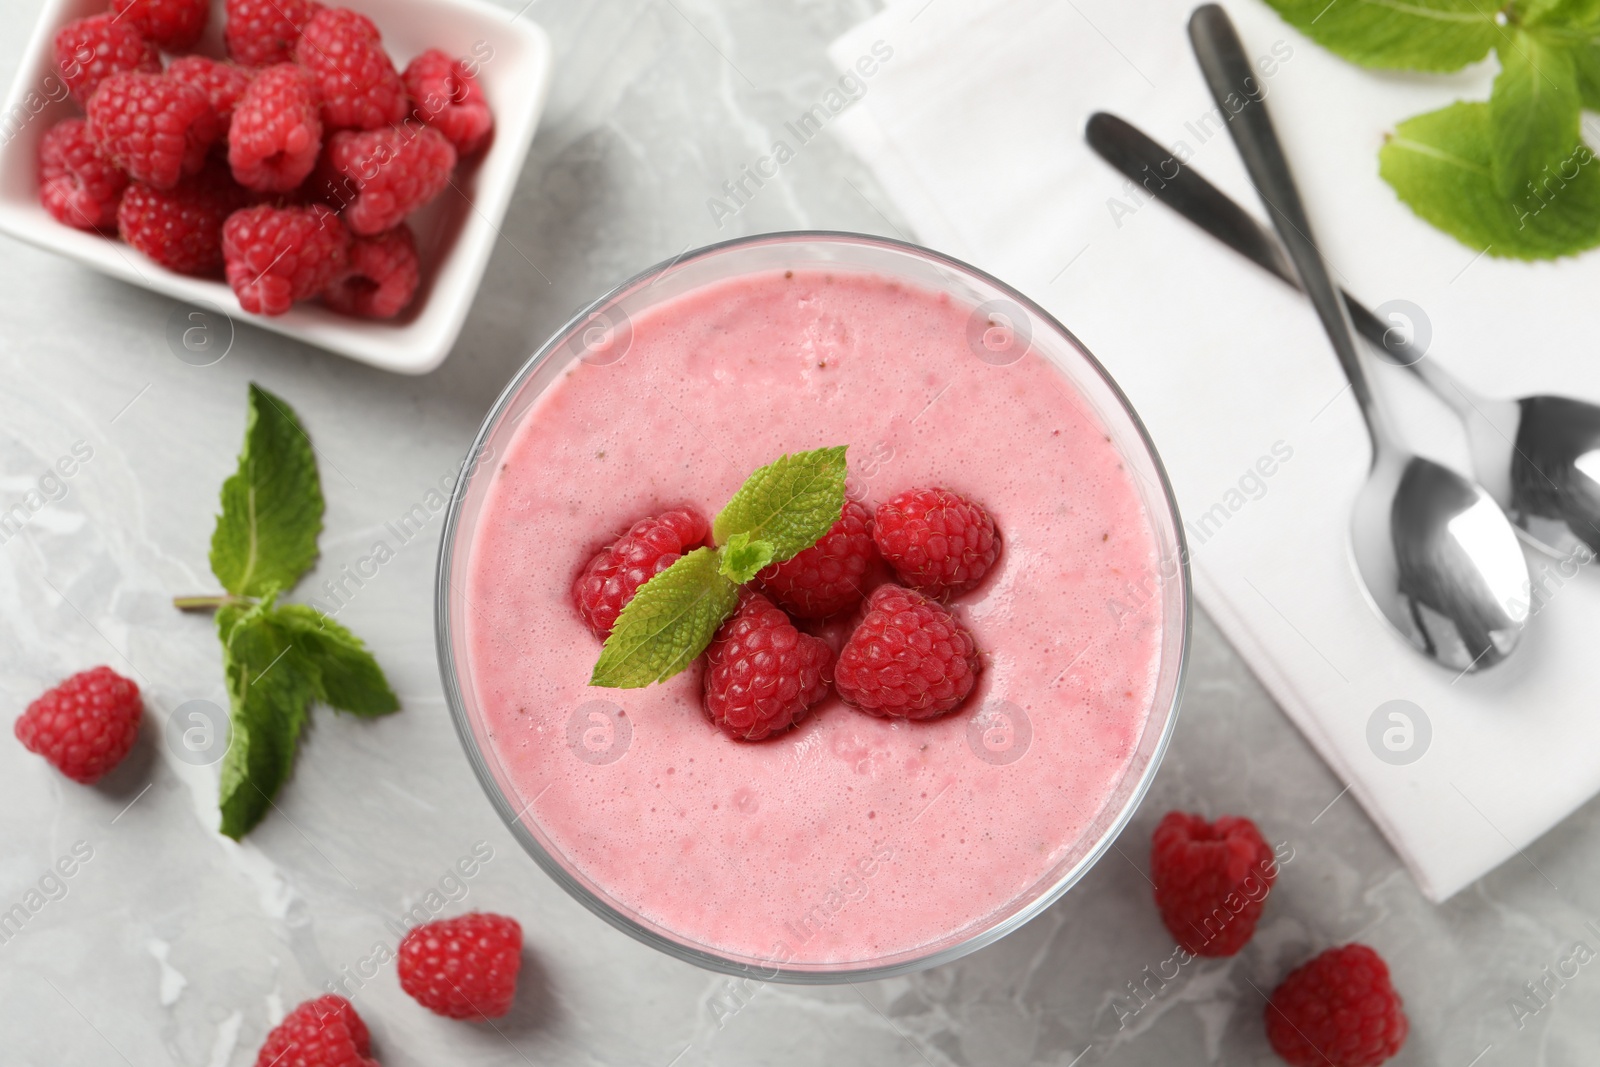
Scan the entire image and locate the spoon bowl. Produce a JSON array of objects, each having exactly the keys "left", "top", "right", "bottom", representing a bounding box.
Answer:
[{"left": 1186, "top": 4, "right": 1531, "bottom": 672}]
